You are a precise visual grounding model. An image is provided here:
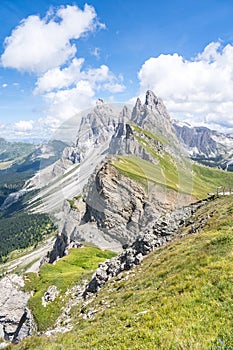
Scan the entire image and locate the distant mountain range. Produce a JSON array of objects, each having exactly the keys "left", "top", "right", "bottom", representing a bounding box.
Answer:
[{"left": 173, "top": 122, "right": 233, "bottom": 170}]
